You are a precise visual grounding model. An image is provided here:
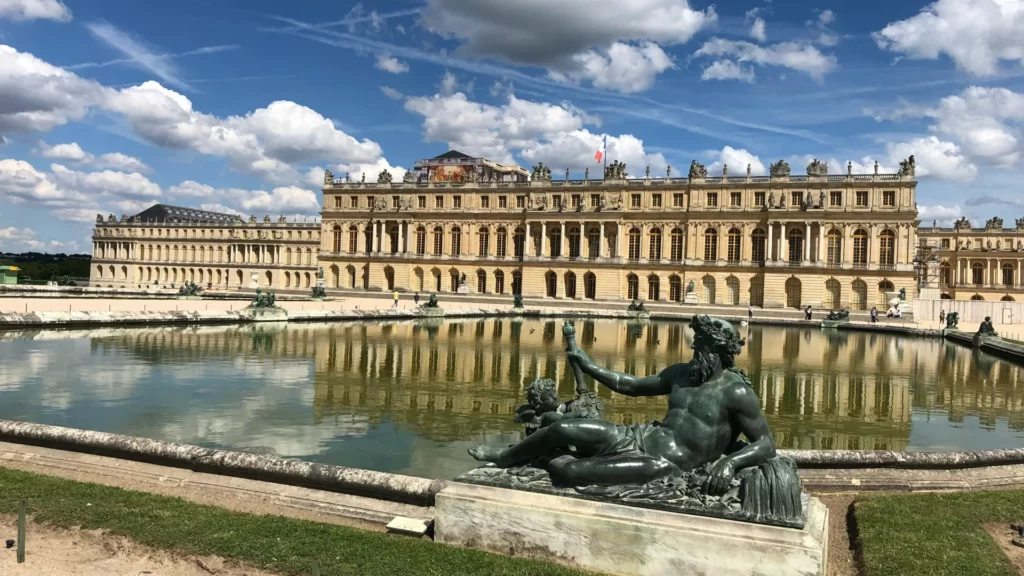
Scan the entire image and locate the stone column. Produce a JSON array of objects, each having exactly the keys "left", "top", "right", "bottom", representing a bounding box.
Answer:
[
  {"left": 541, "top": 222, "right": 548, "bottom": 258},
  {"left": 525, "top": 222, "right": 532, "bottom": 257},
  {"left": 781, "top": 223, "right": 788, "bottom": 263},
  {"left": 803, "top": 222, "right": 810, "bottom": 263},
  {"left": 616, "top": 224, "right": 624, "bottom": 259},
  {"left": 599, "top": 222, "right": 605, "bottom": 259},
  {"left": 398, "top": 221, "right": 405, "bottom": 254},
  {"left": 560, "top": 221, "right": 567, "bottom": 258},
  {"left": 767, "top": 223, "right": 774, "bottom": 261},
  {"left": 818, "top": 223, "right": 826, "bottom": 263}
]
